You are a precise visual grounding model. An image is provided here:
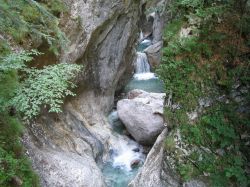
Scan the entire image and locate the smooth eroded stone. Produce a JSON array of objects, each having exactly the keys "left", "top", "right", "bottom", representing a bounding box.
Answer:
[{"left": 117, "top": 89, "right": 166, "bottom": 145}]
